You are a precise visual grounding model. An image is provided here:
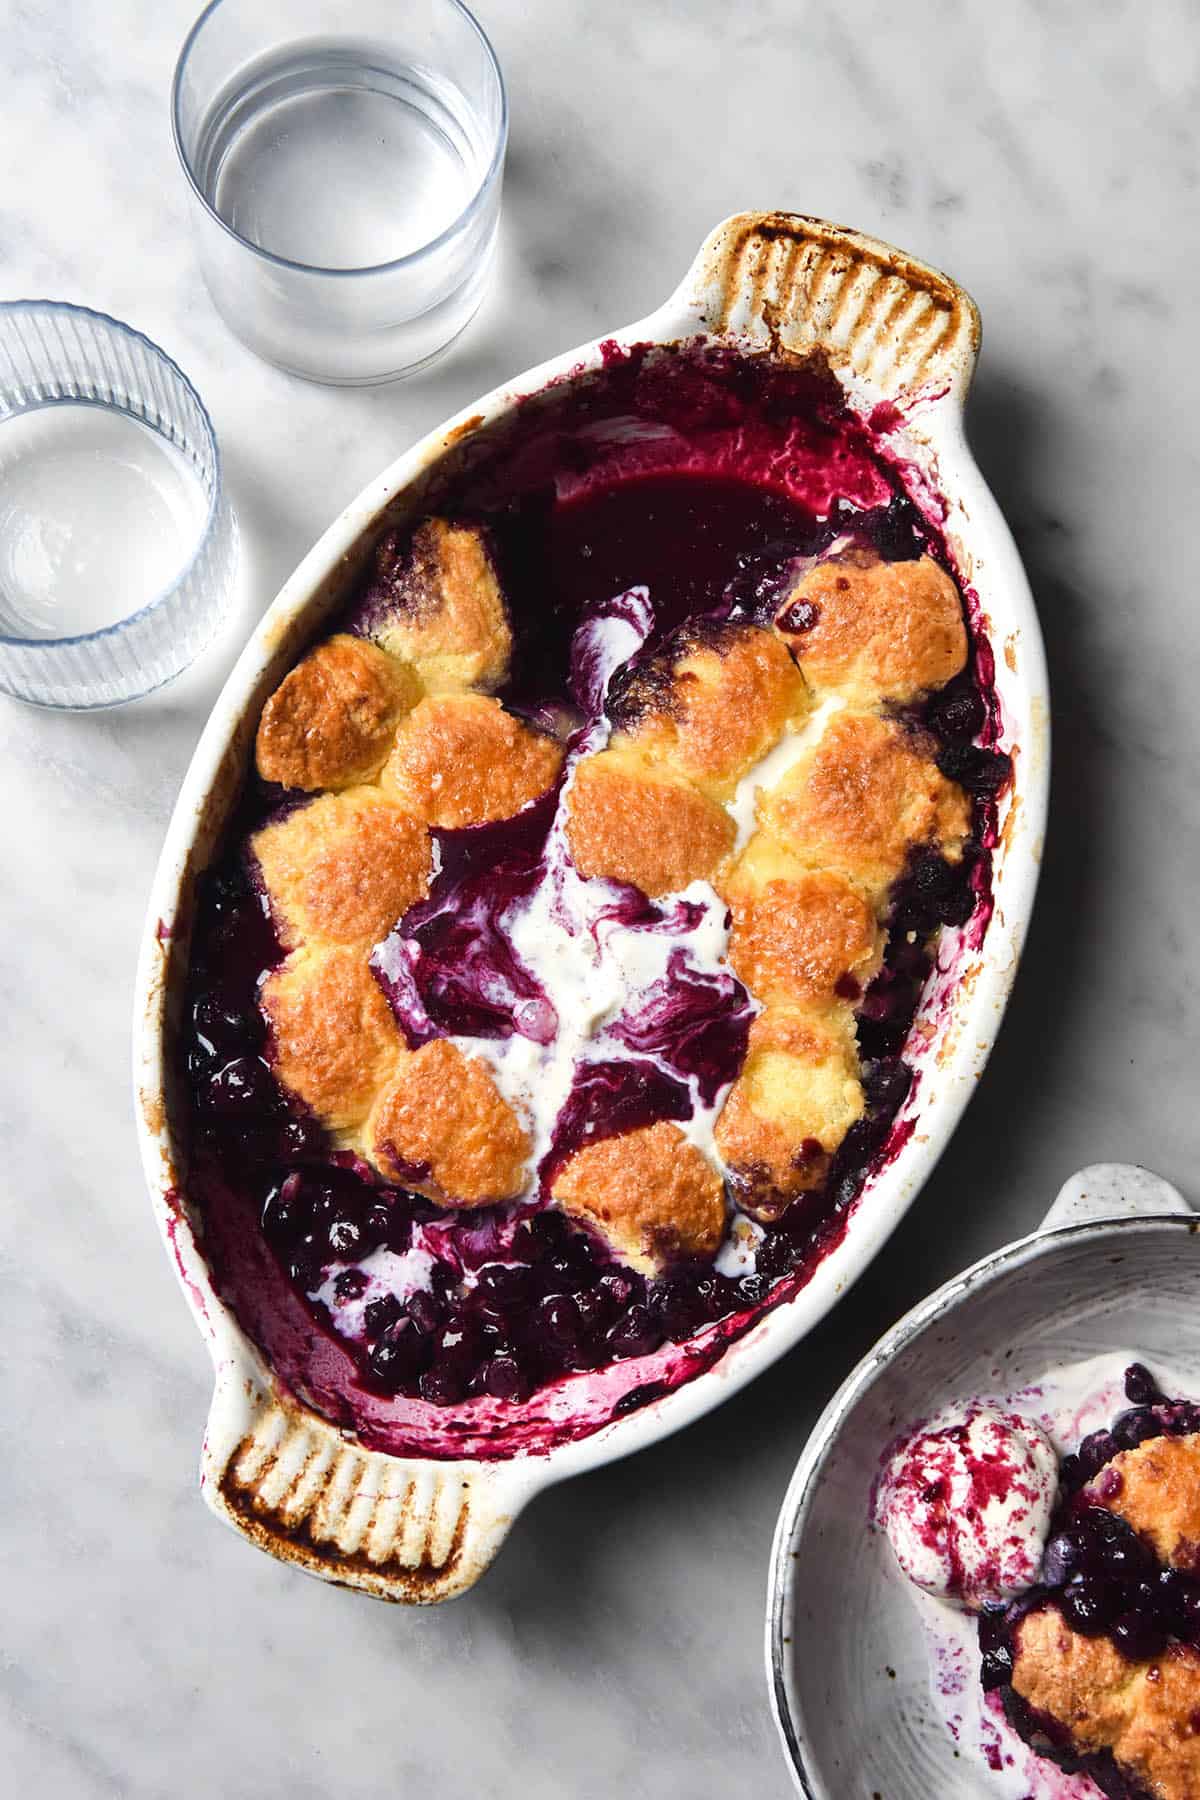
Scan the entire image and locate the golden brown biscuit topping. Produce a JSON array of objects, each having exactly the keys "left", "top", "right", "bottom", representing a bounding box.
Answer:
[
  {"left": 1100, "top": 1435, "right": 1200, "bottom": 1574},
  {"left": 255, "top": 634, "right": 420, "bottom": 791},
  {"left": 252, "top": 790, "right": 432, "bottom": 950},
  {"left": 260, "top": 945, "right": 403, "bottom": 1132},
  {"left": 1012, "top": 1608, "right": 1200, "bottom": 1800},
  {"left": 381, "top": 692, "right": 564, "bottom": 828},
  {"left": 758, "top": 708, "right": 970, "bottom": 897},
  {"left": 714, "top": 1008, "right": 864, "bottom": 1217},
  {"left": 564, "top": 746, "right": 737, "bottom": 896},
  {"left": 365, "top": 1040, "right": 531, "bottom": 1204},
  {"left": 614, "top": 619, "right": 812, "bottom": 798},
  {"left": 244, "top": 512, "right": 975, "bottom": 1264},
  {"left": 364, "top": 517, "right": 513, "bottom": 692},
  {"left": 552, "top": 1122, "right": 726, "bottom": 1274},
  {"left": 722, "top": 835, "right": 882, "bottom": 1009},
  {"left": 777, "top": 551, "right": 967, "bottom": 705}
]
